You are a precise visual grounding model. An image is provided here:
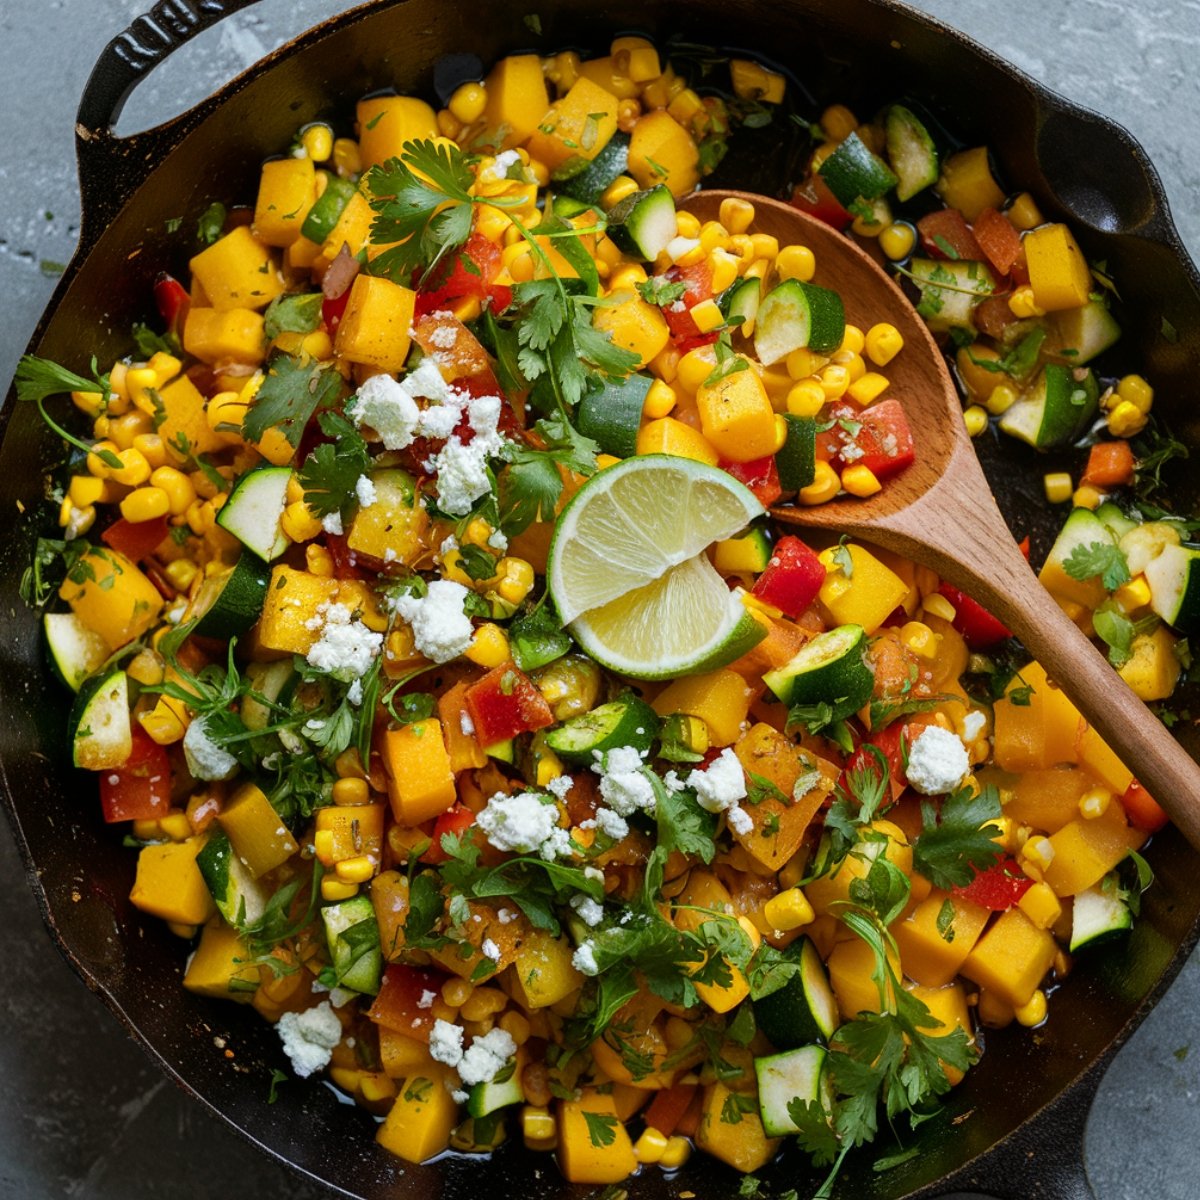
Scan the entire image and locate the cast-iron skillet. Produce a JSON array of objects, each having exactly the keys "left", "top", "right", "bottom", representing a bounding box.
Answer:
[{"left": 3, "top": 1, "right": 1199, "bottom": 1197}]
